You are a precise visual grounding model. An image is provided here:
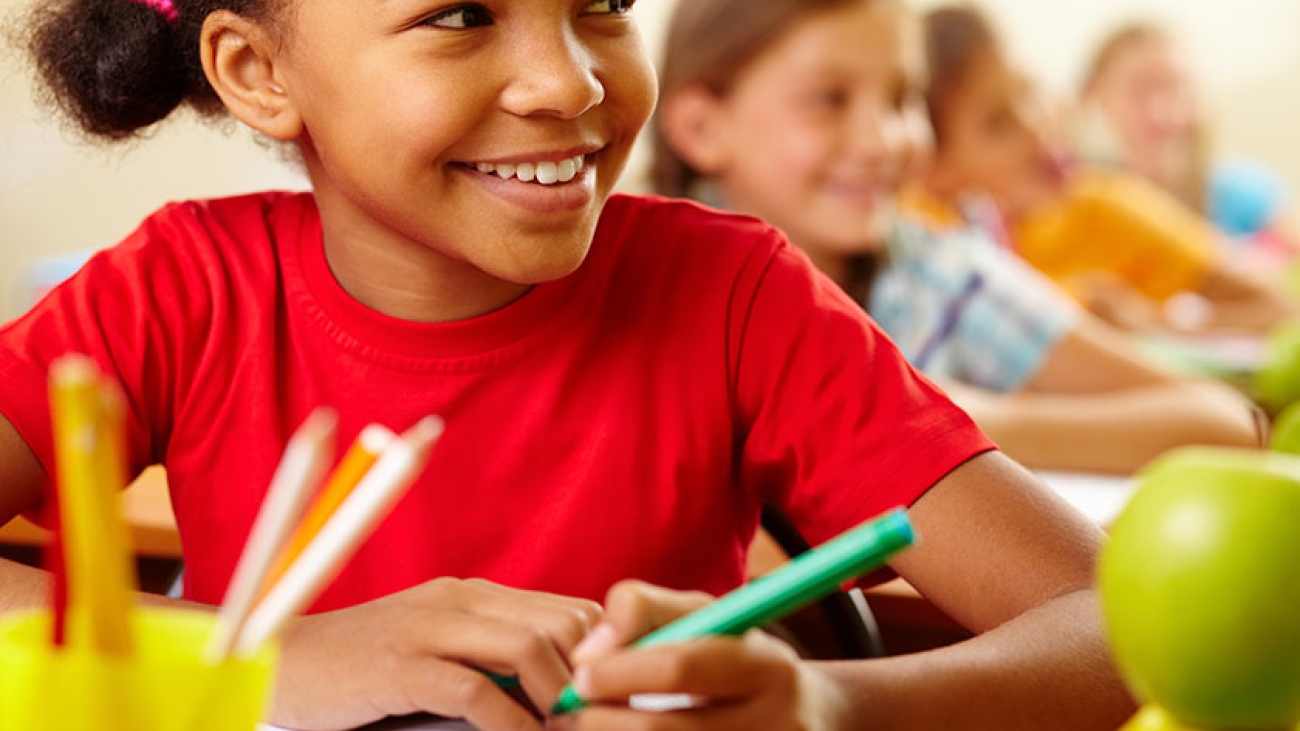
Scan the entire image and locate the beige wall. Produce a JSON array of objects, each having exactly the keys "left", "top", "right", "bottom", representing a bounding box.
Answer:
[
  {"left": 3, "top": 0, "right": 1296, "bottom": 320},
  {"left": 0, "top": 0, "right": 307, "bottom": 318}
]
